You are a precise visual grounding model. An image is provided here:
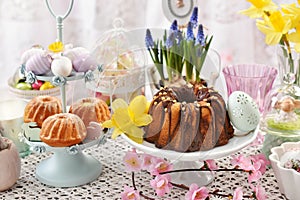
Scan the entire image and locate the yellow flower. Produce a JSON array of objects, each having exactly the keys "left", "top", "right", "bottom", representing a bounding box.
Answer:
[
  {"left": 102, "top": 95, "right": 152, "bottom": 144},
  {"left": 128, "top": 95, "right": 152, "bottom": 126},
  {"left": 281, "top": 3, "right": 300, "bottom": 28},
  {"left": 256, "top": 11, "right": 292, "bottom": 45},
  {"left": 48, "top": 41, "right": 64, "bottom": 53},
  {"left": 287, "top": 24, "right": 300, "bottom": 52},
  {"left": 240, "top": 0, "right": 278, "bottom": 18}
]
